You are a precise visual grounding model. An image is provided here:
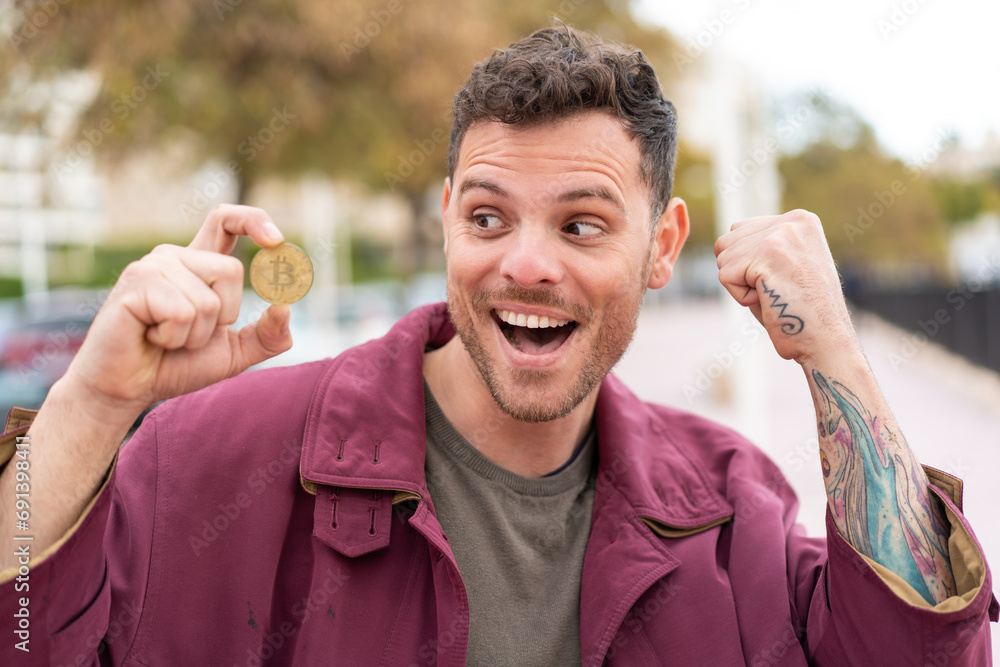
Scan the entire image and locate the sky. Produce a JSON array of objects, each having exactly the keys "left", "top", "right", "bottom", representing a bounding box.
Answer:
[{"left": 635, "top": 0, "right": 1000, "bottom": 161}]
